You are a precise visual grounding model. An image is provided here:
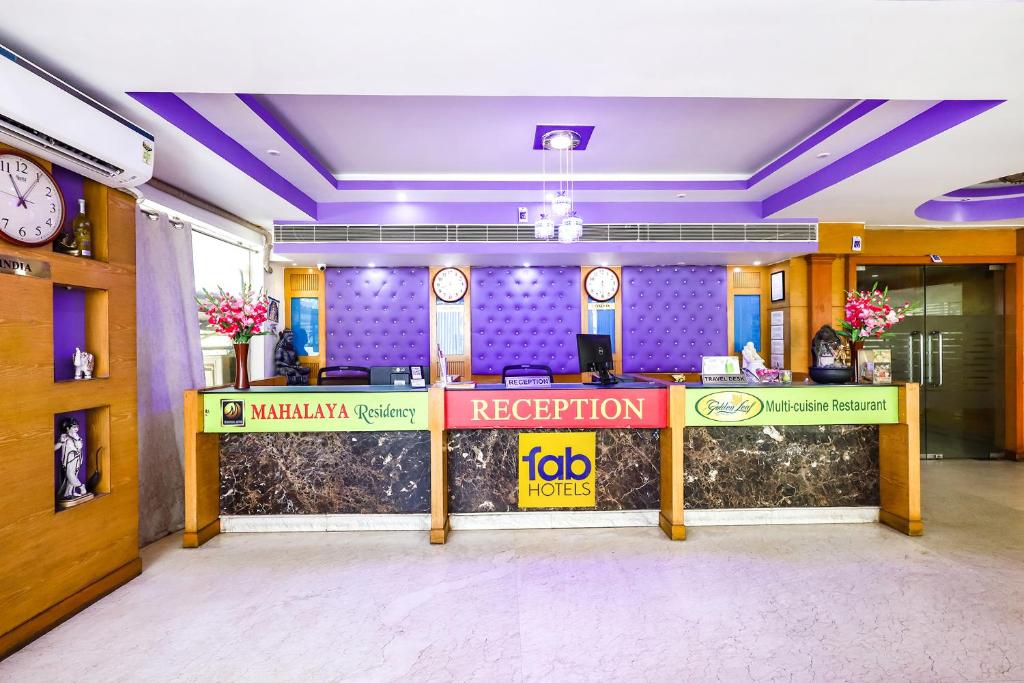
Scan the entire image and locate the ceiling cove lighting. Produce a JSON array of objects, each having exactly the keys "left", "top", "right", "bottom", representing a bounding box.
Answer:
[{"left": 535, "top": 128, "right": 583, "bottom": 242}]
